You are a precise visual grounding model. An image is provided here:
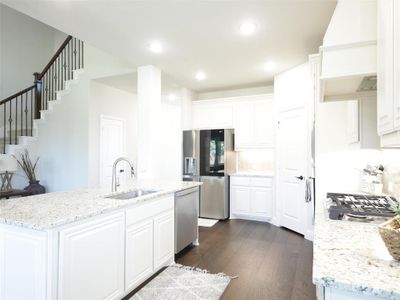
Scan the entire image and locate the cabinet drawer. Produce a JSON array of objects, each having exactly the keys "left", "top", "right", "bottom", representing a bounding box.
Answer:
[
  {"left": 126, "top": 195, "right": 174, "bottom": 227},
  {"left": 230, "top": 176, "right": 251, "bottom": 186},
  {"left": 251, "top": 177, "right": 273, "bottom": 187}
]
